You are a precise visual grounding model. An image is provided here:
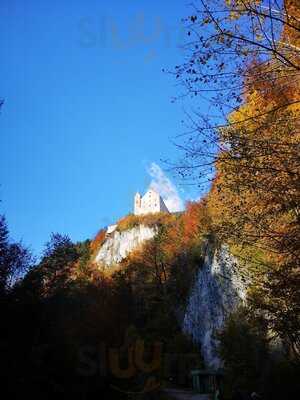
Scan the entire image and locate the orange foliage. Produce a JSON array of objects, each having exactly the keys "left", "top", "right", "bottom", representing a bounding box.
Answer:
[
  {"left": 283, "top": 0, "right": 300, "bottom": 49},
  {"left": 116, "top": 212, "right": 177, "bottom": 232},
  {"left": 117, "top": 201, "right": 212, "bottom": 283},
  {"left": 182, "top": 200, "right": 212, "bottom": 246},
  {"left": 203, "top": 19, "right": 300, "bottom": 355},
  {"left": 90, "top": 229, "right": 106, "bottom": 254}
]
